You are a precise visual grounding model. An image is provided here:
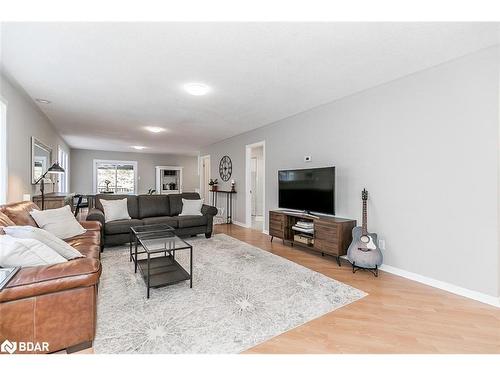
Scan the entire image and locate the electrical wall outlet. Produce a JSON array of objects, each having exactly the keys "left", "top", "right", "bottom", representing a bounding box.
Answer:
[
  {"left": 379, "top": 239, "right": 386, "bottom": 250},
  {"left": 304, "top": 155, "right": 312, "bottom": 162}
]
